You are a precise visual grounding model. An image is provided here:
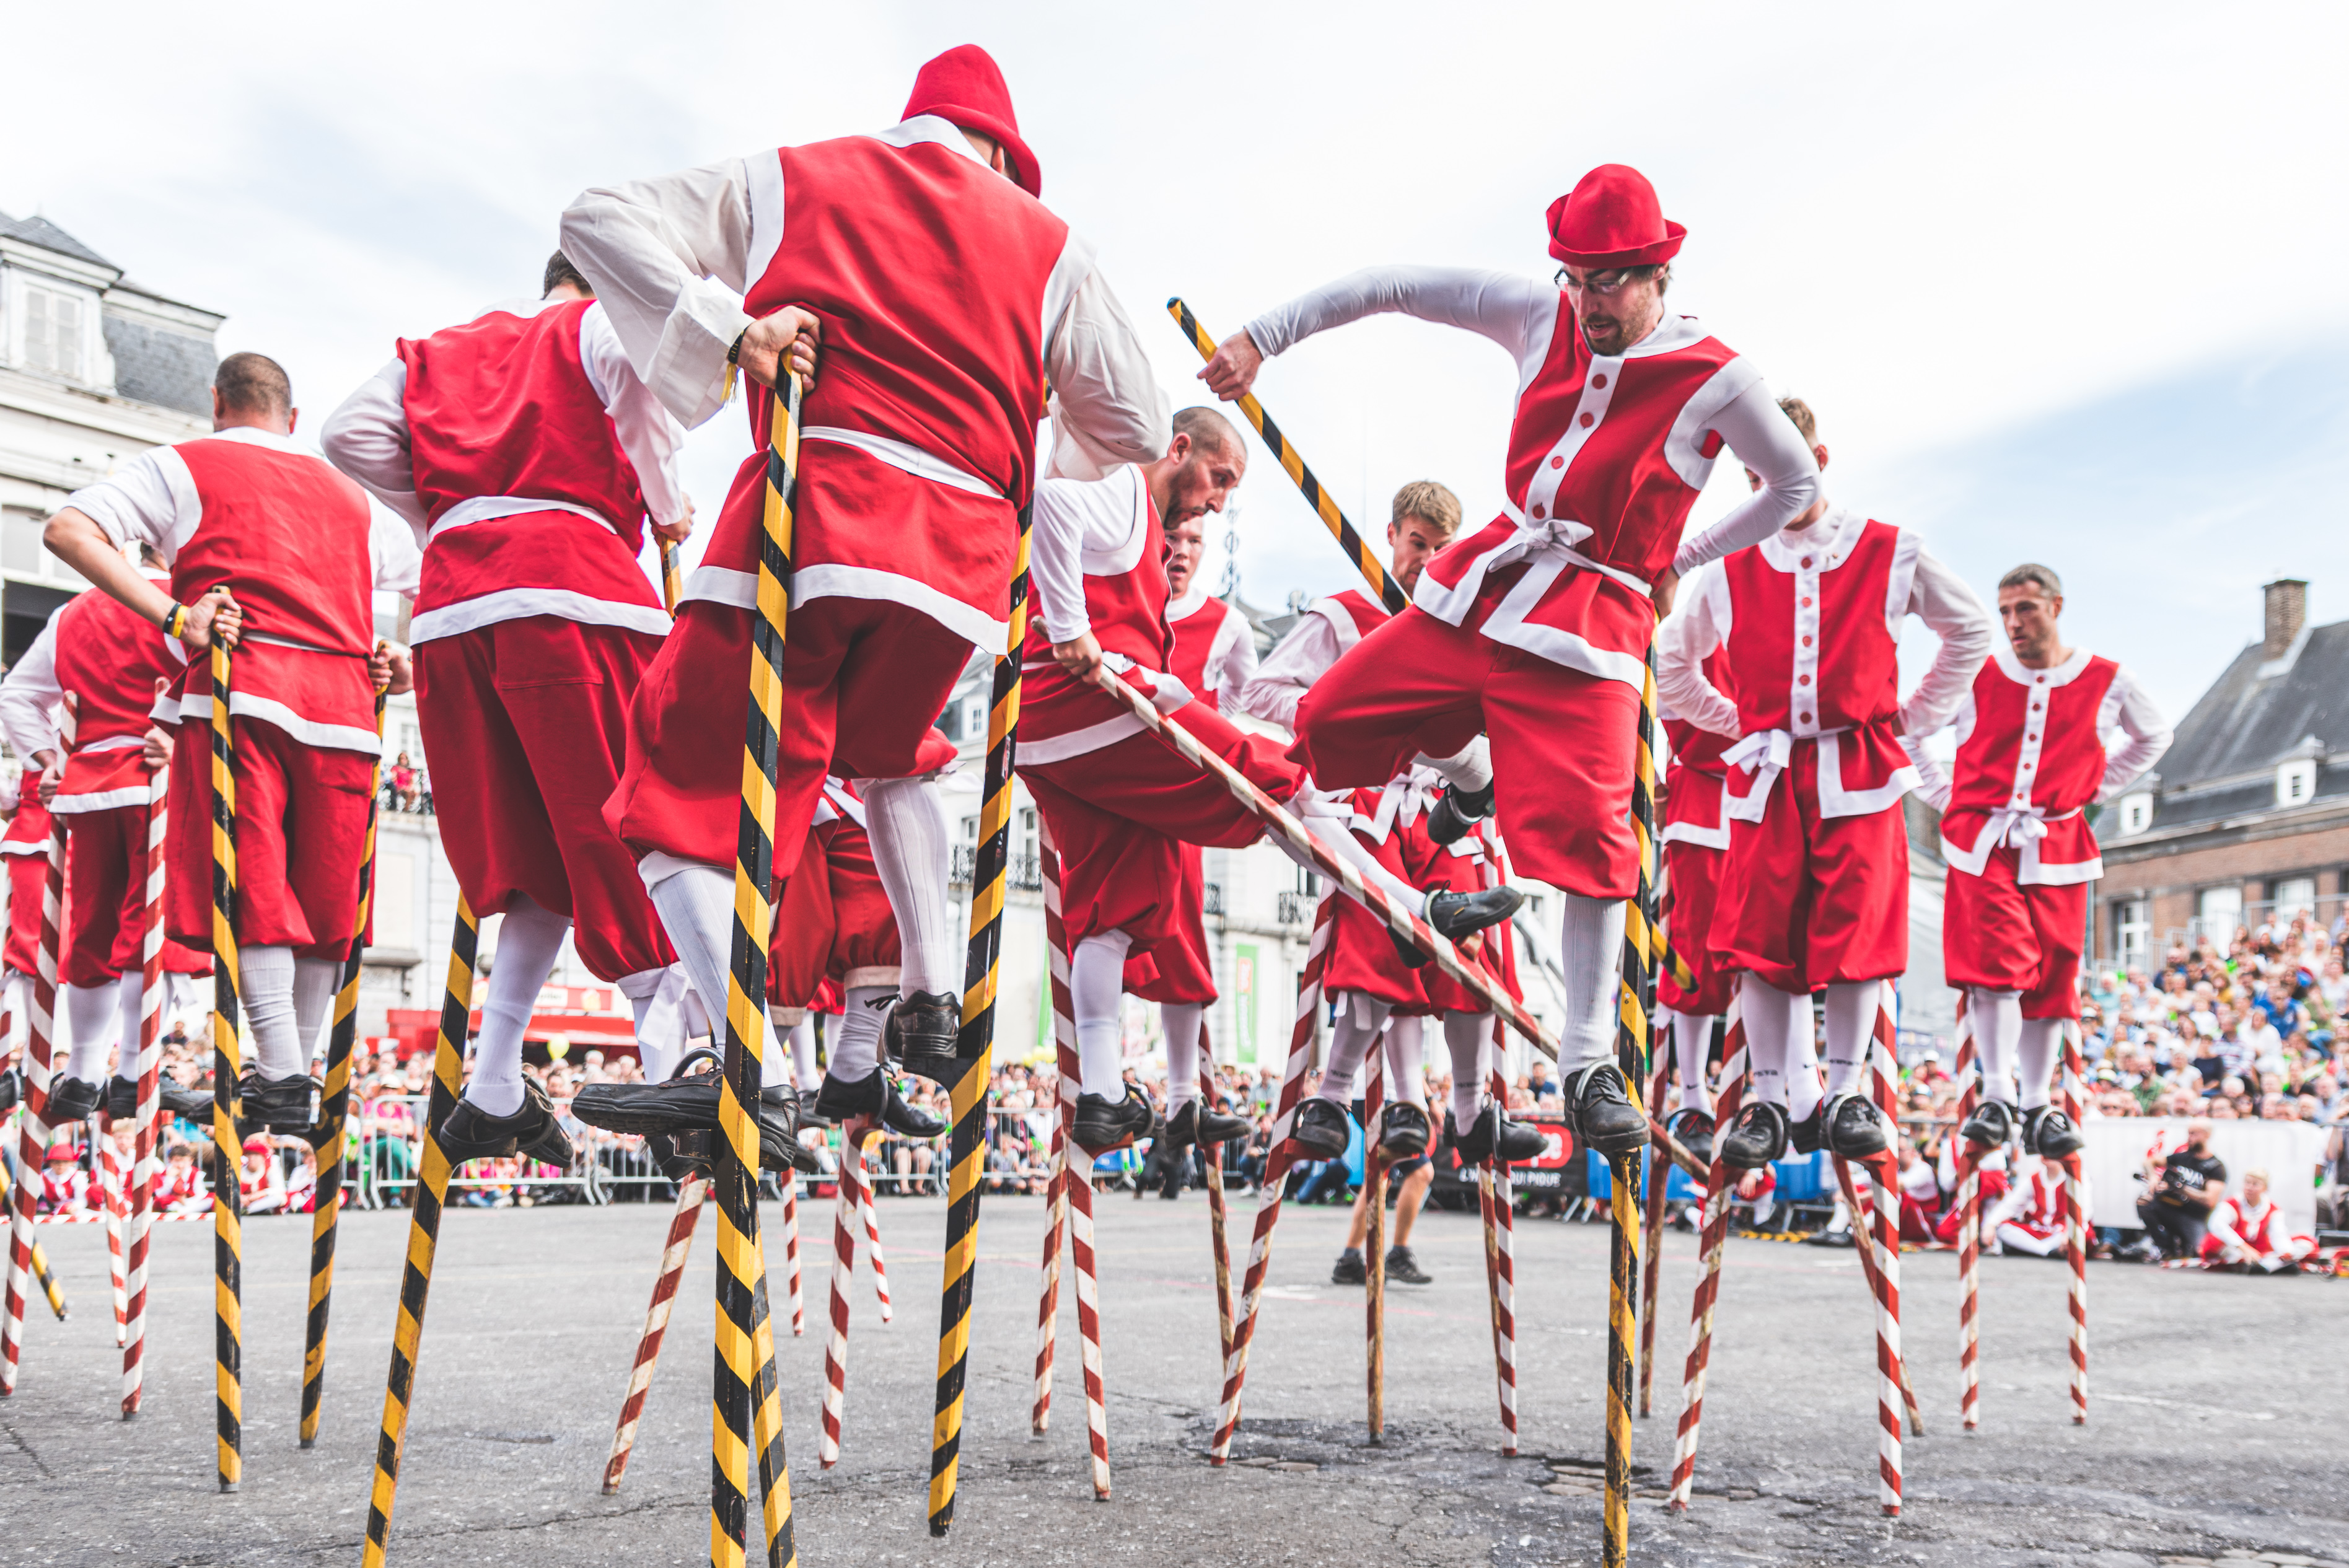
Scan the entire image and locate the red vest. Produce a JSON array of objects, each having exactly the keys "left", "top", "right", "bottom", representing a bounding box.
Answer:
[
  {"left": 1167, "top": 594, "right": 1232, "bottom": 711},
  {"left": 2, "top": 795, "right": 51, "bottom": 854},
  {"left": 1662, "top": 648, "right": 1734, "bottom": 848},
  {"left": 697, "top": 131, "right": 1073, "bottom": 648},
  {"left": 1716, "top": 513, "right": 1915, "bottom": 820},
  {"left": 397, "top": 299, "right": 662, "bottom": 639},
  {"left": 1415, "top": 313, "right": 1754, "bottom": 688},
  {"left": 168, "top": 436, "right": 380, "bottom": 750},
  {"left": 1939, "top": 647, "right": 2120, "bottom": 883},
  {"left": 1312, "top": 589, "right": 1390, "bottom": 649},
  {"left": 1018, "top": 468, "right": 1175, "bottom": 756},
  {"left": 52, "top": 584, "right": 181, "bottom": 813}
]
